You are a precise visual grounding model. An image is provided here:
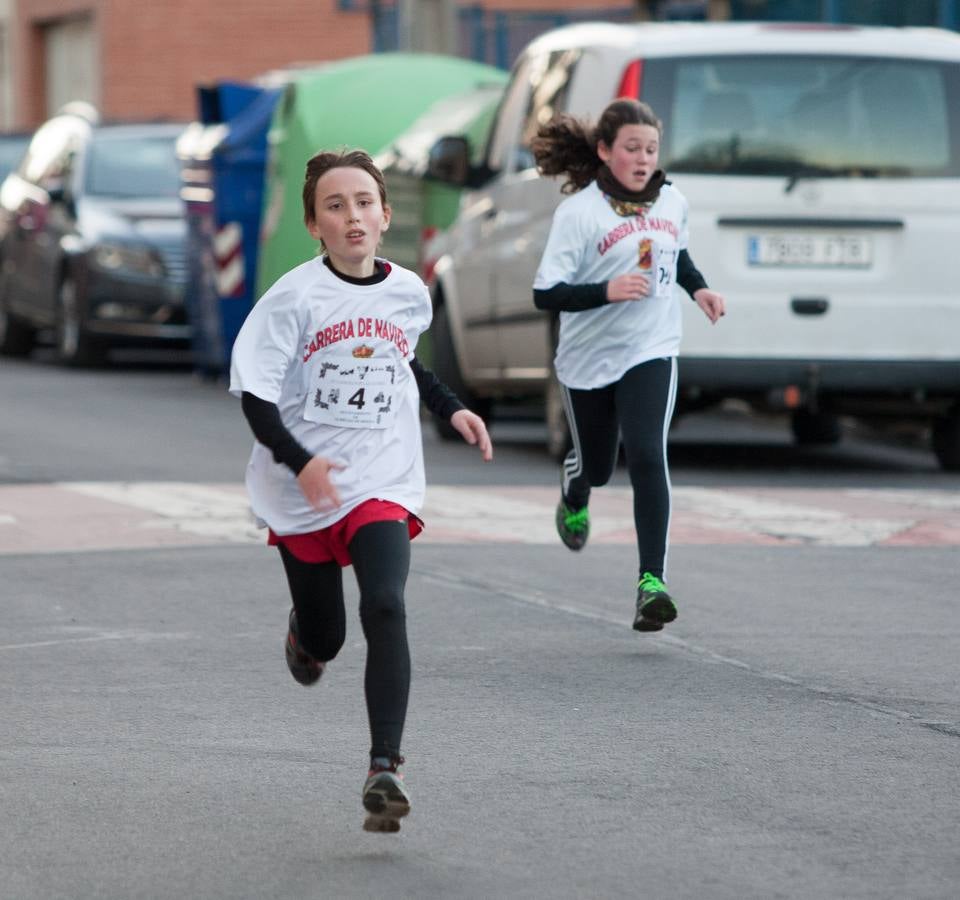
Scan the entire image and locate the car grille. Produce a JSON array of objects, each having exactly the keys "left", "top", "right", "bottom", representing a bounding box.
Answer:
[{"left": 158, "top": 241, "right": 187, "bottom": 283}]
